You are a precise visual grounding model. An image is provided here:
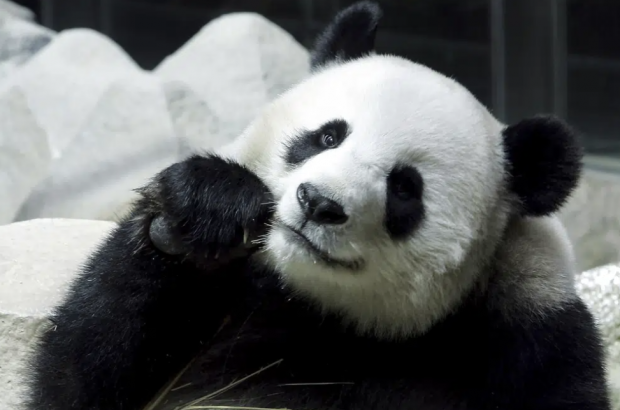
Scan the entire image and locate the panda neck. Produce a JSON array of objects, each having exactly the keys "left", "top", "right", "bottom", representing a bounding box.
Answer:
[{"left": 278, "top": 261, "right": 487, "bottom": 341}]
